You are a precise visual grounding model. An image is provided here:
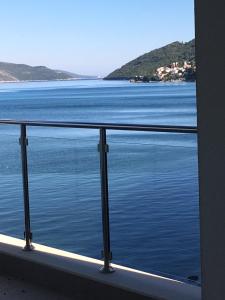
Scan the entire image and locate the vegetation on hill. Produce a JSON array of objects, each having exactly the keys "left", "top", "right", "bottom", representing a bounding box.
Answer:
[
  {"left": 0, "top": 62, "right": 94, "bottom": 82},
  {"left": 104, "top": 39, "right": 195, "bottom": 81}
]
